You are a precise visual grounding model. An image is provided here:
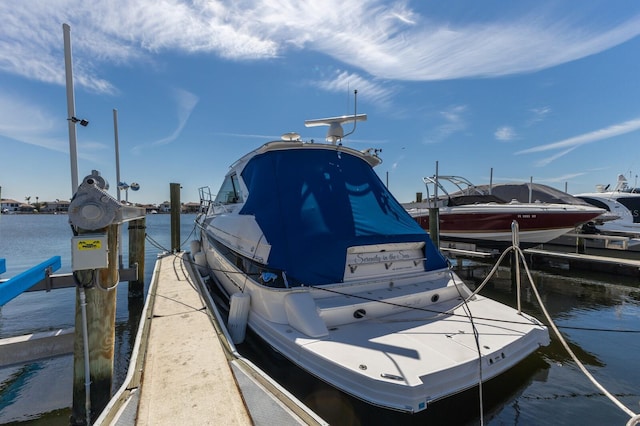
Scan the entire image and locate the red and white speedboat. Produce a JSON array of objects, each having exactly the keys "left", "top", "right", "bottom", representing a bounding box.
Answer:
[{"left": 405, "top": 176, "right": 605, "bottom": 249}]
